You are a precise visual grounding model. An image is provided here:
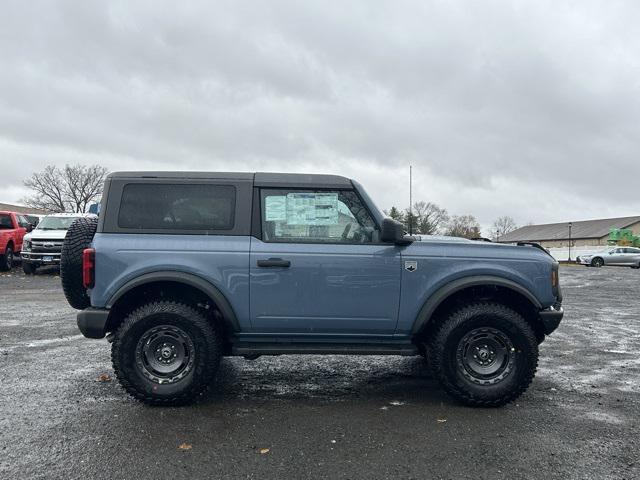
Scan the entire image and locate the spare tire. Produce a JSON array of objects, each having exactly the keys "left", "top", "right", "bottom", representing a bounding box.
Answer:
[{"left": 61, "top": 217, "right": 98, "bottom": 310}]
